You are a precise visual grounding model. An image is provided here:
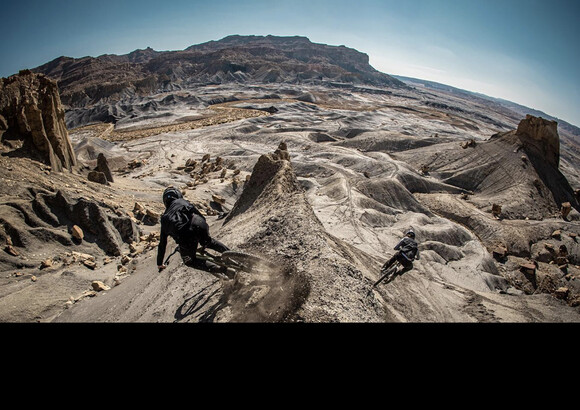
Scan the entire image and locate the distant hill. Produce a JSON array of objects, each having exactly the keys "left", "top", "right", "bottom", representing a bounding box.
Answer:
[
  {"left": 393, "top": 75, "right": 580, "bottom": 142},
  {"left": 33, "top": 35, "right": 406, "bottom": 108}
]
